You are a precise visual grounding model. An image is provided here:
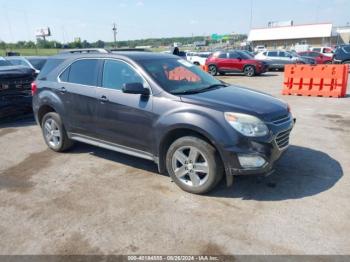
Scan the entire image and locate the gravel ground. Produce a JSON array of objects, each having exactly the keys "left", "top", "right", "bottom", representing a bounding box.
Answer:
[{"left": 0, "top": 72, "right": 349, "bottom": 255}]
